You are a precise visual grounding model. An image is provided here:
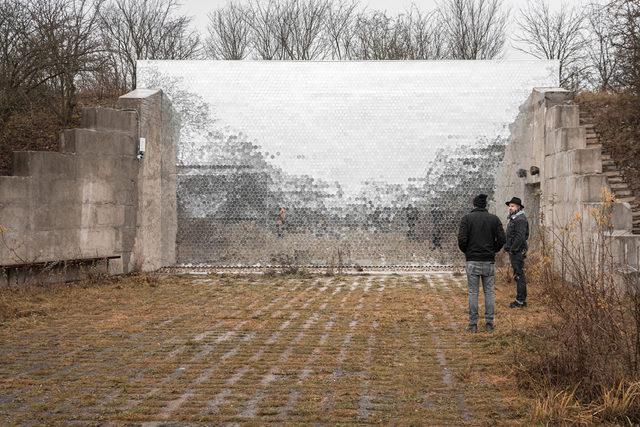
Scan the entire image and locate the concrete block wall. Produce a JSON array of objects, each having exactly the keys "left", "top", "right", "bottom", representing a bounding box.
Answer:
[
  {"left": 0, "top": 89, "right": 178, "bottom": 284},
  {"left": 117, "top": 89, "right": 178, "bottom": 272},
  {"left": 494, "top": 88, "right": 640, "bottom": 271}
]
